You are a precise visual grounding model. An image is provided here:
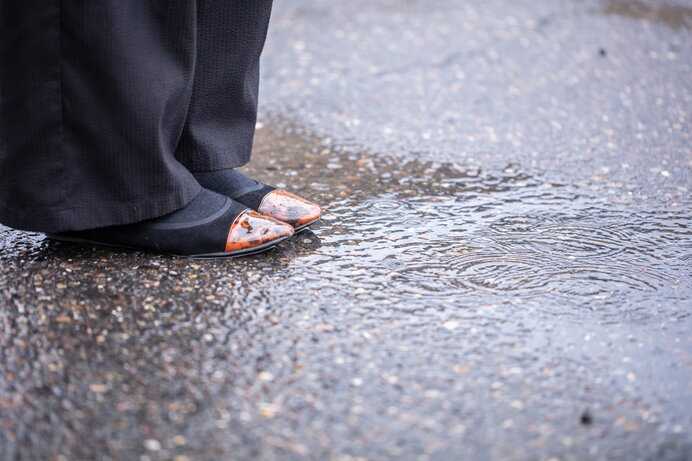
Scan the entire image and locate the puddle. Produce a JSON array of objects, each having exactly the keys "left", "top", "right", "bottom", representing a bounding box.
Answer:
[{"left": 243, "top": 120, "right": 691, "bottom": 323}]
